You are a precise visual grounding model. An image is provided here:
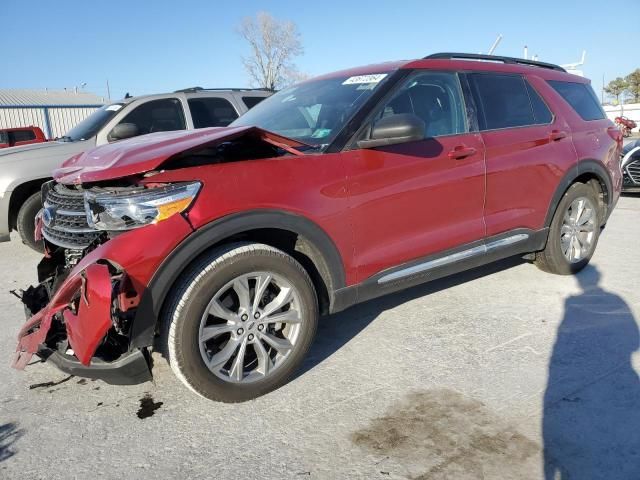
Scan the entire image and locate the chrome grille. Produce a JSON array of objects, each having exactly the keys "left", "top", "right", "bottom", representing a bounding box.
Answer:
[
  {"left": 42, "top": 184, "right": 101, "bottom": 249},
  {"left": 627, "top": 158, "right": 640, "bottom": 184}
]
